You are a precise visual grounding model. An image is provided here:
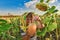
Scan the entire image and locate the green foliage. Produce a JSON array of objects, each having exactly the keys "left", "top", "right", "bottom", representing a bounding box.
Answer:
[
  {"left": 52, "top": 9, "right": 58, "bottom": 13},
  {"left": 37, "top": 27, "right": 47, "bottom": 37},
  {"left": 40, "top": 0, "right": 44, "bottom": 3},
  {"left": 46, "top": 0, "right": 50, "bottom": 3},
  {"left": 47, "top": 22, "right": 57, "bottom": 32},
  {"left": 48, "top": 6, "right": 56, "bottom": 13},
  {"left": 0, "top": 19, "right": 7, "bottom": 24},
  {"left": 56, "top": 16, "right": 60, "bottom": 28},
  {"left": 37, "top": 15, "right": 57, "bottom": 36},
  {"left": 0, "top": 23, "right": 12, "bottom": 32},
  {"left": 9, "top": 18, "right": 21, "bottom": 40},
  {"left": 0, "top": 19, "right": 12, "bottom": 33},
  {"left": 10, "top": 18, "right": 20, "bottom": 34},
  {"left": 0, "top": 18, "right": 21, "bottom": 40},
  {"left": 43, "top": 16, "right": 51, "bottom": 24},
  {"left": 39, "top": 8, "right": 58, "bottom": 36}
]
